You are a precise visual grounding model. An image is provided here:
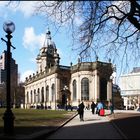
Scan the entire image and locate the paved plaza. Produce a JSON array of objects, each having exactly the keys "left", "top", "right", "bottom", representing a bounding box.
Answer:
[
  {"left": 45, "top": 110, "right": 124, "bottom": 139},
  {"left": 0, "top": 109, "right": 140, "bottom": 139}
]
